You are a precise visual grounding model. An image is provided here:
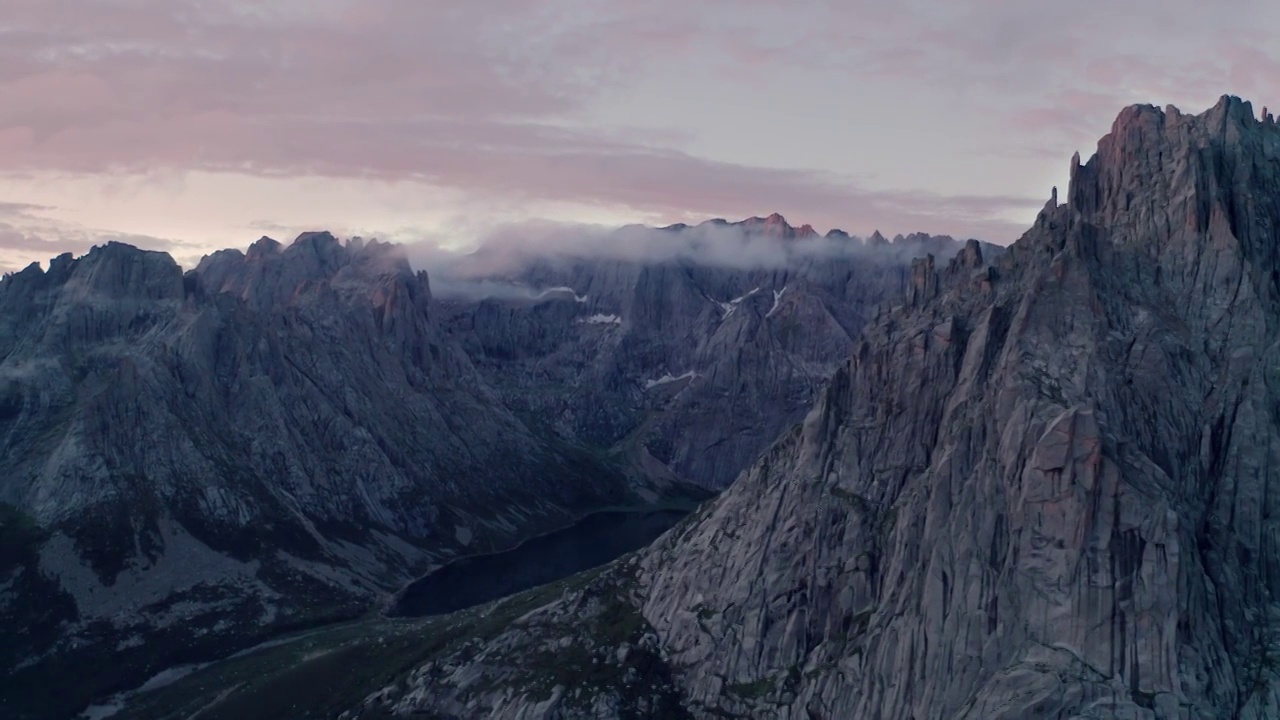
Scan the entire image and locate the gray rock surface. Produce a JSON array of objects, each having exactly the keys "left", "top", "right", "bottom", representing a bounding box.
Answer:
[
  {"left": 439, "top": 217, "right": 994, "bottom": 490},
  {"left": 0, "top": 234, "right": 642, "bottom": 717},
  {"left": 365, "top": 96, "right": 1280, "bottom": 719}
]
